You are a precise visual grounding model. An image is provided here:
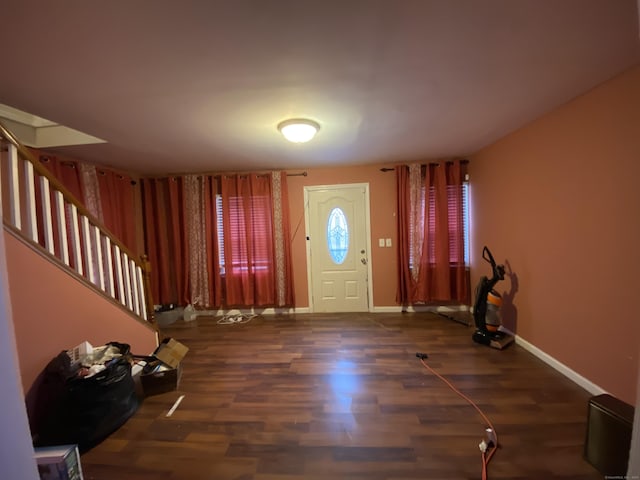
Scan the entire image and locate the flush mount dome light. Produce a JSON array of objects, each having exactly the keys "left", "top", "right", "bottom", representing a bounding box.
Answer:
[{"left": 277, "top": 118, "right": 320, "bottom": 143}]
